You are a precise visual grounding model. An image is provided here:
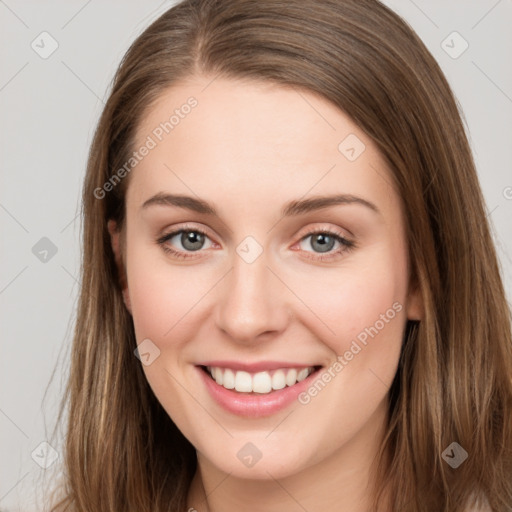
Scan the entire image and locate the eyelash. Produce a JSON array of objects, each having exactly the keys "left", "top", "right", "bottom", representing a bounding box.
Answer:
[{"left": 156, "top": 226, "right": 356, "bottom": 262}]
